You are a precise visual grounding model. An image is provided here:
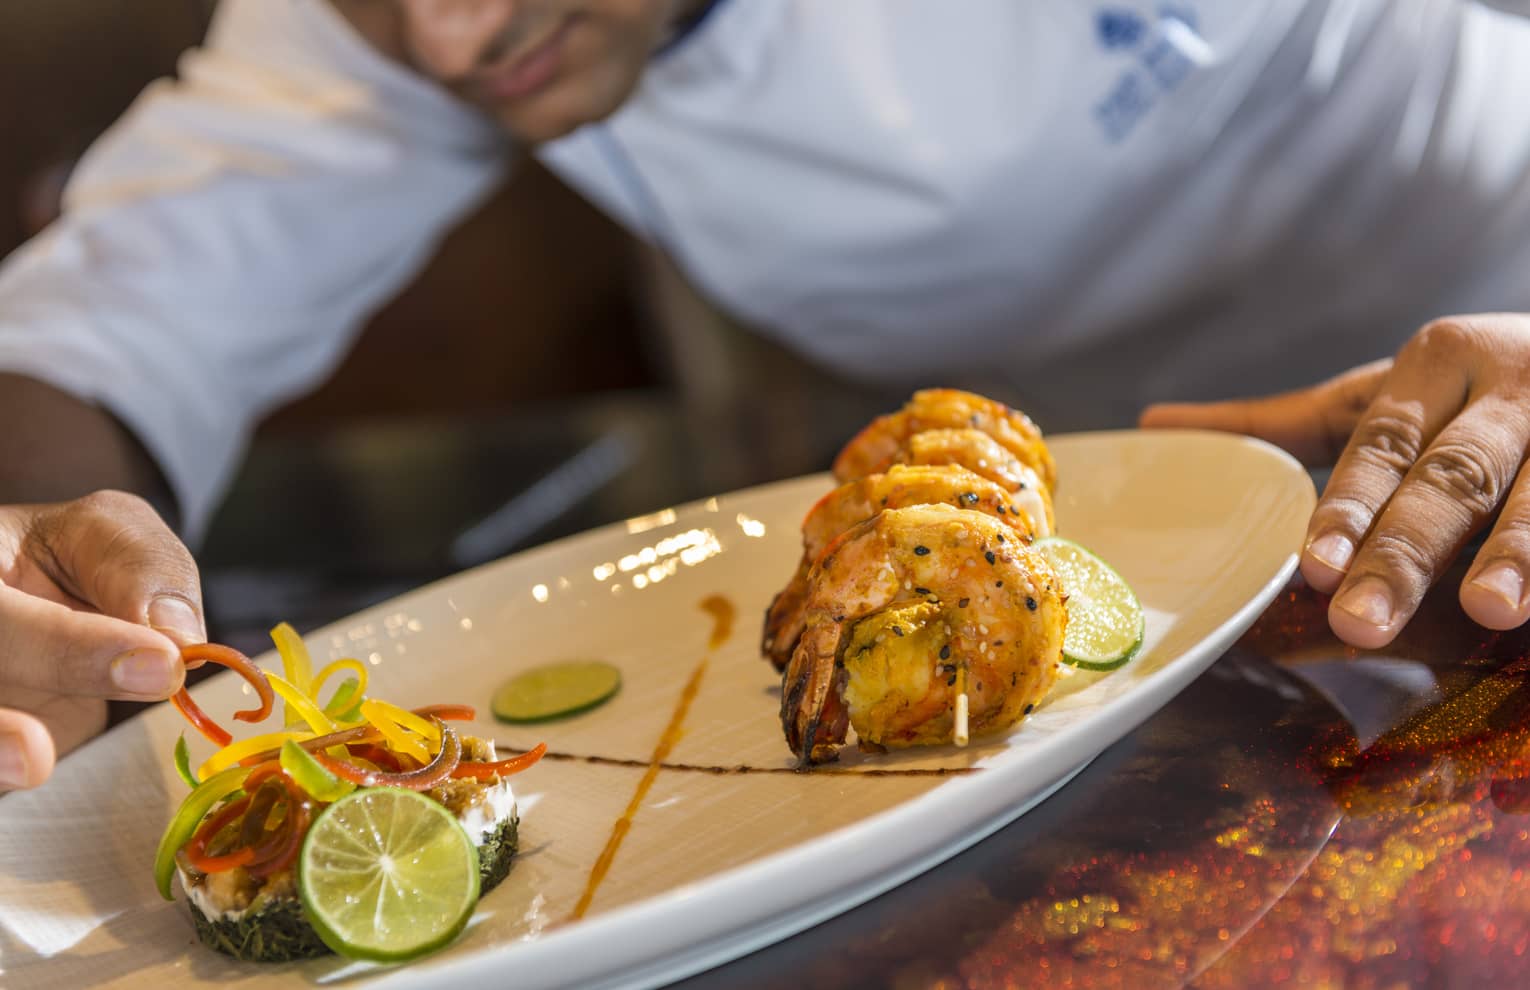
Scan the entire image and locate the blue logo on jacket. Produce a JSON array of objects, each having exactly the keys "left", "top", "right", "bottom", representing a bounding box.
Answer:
[{"left": 1093, "top": 4, "right": 1201, "bottom": 143}]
